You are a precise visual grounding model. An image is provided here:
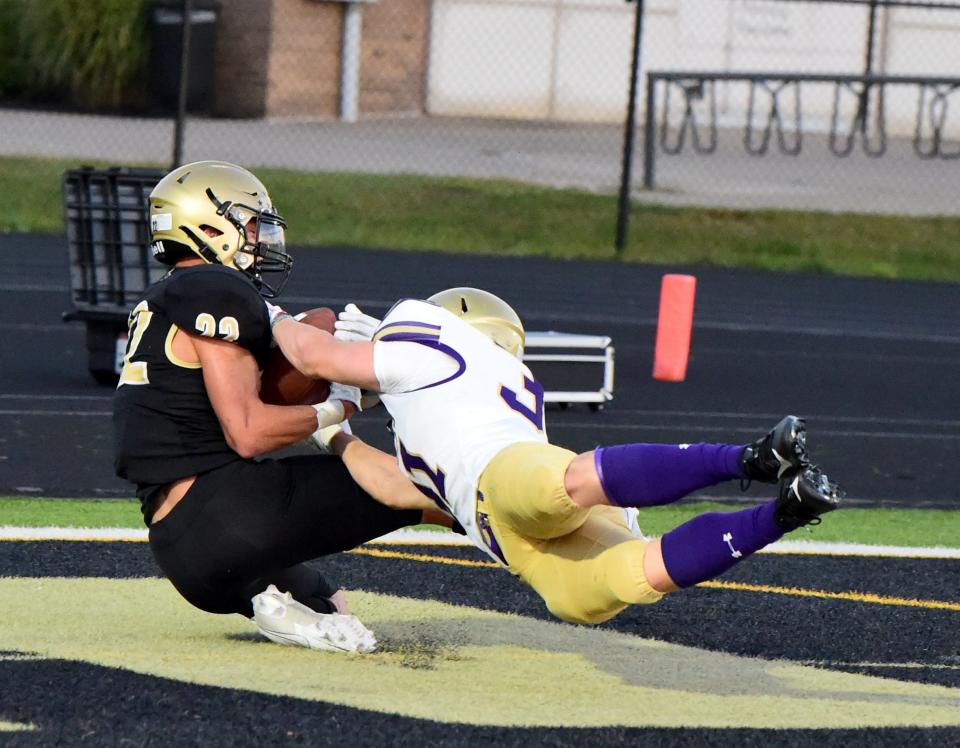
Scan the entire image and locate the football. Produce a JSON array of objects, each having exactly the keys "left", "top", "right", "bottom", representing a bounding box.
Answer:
[{"left": 260, "top": 307, "right": 335, "bottom": 406}]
